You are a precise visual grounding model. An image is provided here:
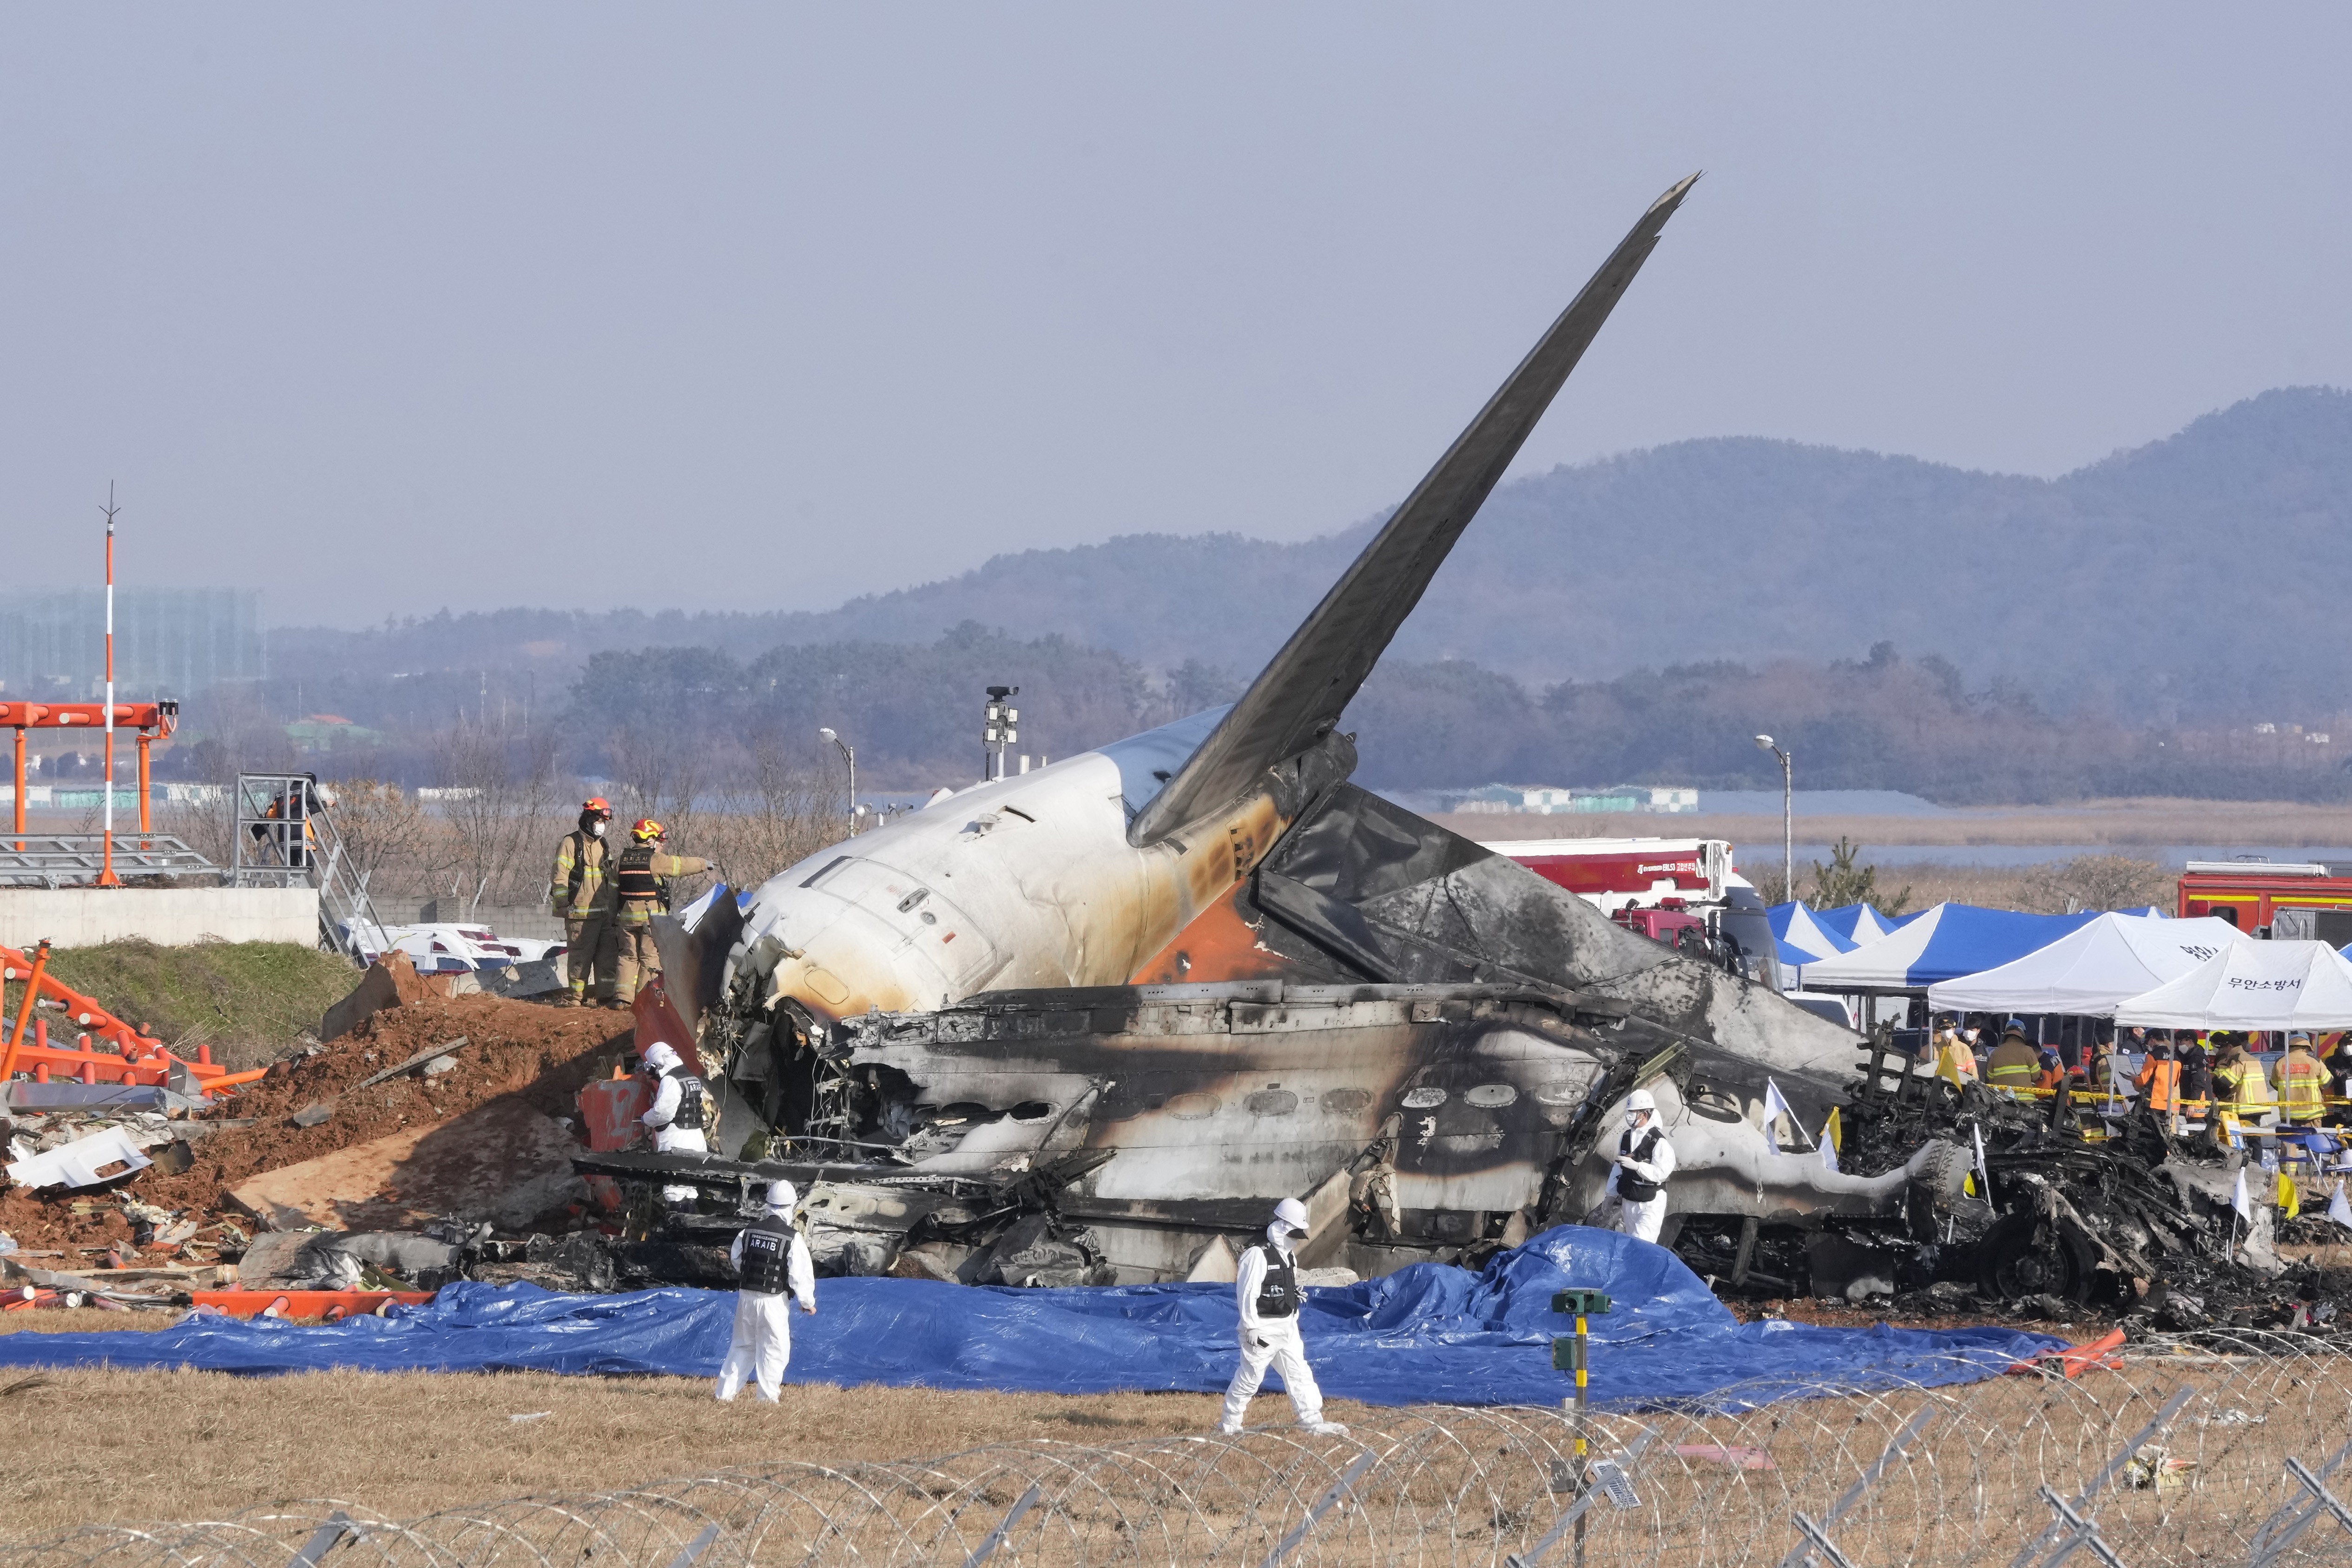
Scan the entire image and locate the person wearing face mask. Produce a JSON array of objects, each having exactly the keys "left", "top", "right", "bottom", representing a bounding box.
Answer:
[
  {"left": 1934, "top": 1018, "right": 1980, "bottom": 1090},
  {"left": 1606, "top": 1088, "right": 1677, "bottom": 1243},
  {"left": 549, "top": 797, "right": 621, "bottom": 1008},
  {"left": 1216, "top": 1197, "right": 1348, "bottom": 1437}
]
